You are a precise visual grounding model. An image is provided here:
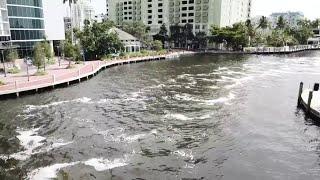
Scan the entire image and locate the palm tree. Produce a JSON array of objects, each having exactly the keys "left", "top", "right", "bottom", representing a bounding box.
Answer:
[
  {"left": 258, "top": 16, "right": 268, "bottom": 30},
  {"left": 245, "top": 19, "right": 255, "bottom": 46},
  {"left": 63, "top": 0, "right": 78, "bottom": 44}
]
